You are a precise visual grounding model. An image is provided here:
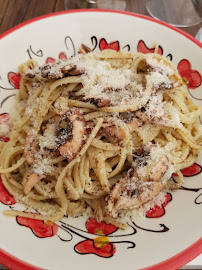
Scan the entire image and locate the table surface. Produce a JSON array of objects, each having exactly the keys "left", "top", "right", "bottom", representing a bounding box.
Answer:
[
  {"left": 0, "top": 0, "right": 202, "bottom": 269},
  {"left": 0, "top": 0, "right": 202, "bottom": 36}
]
